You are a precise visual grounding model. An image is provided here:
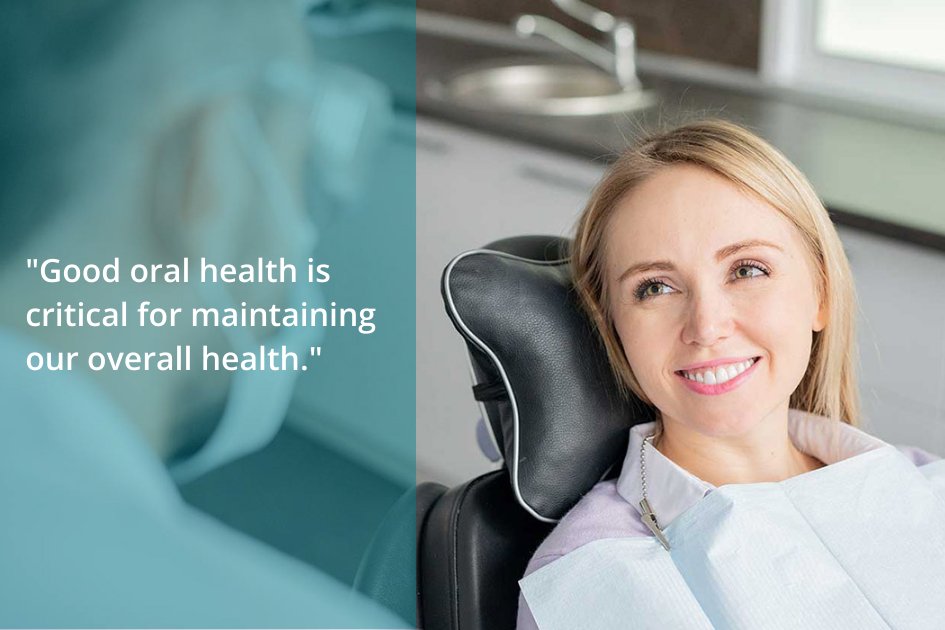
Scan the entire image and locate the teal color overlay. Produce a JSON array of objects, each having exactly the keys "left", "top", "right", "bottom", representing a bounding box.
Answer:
[{"left": 0, "top": 1, "right": 416, "bottom": 627}]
